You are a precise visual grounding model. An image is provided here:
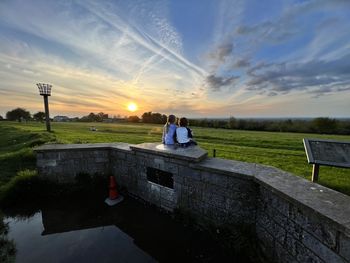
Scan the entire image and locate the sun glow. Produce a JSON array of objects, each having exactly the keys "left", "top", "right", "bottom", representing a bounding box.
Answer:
[{"left": 127, "top": 102, "right": 138, "bottom": 112}]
